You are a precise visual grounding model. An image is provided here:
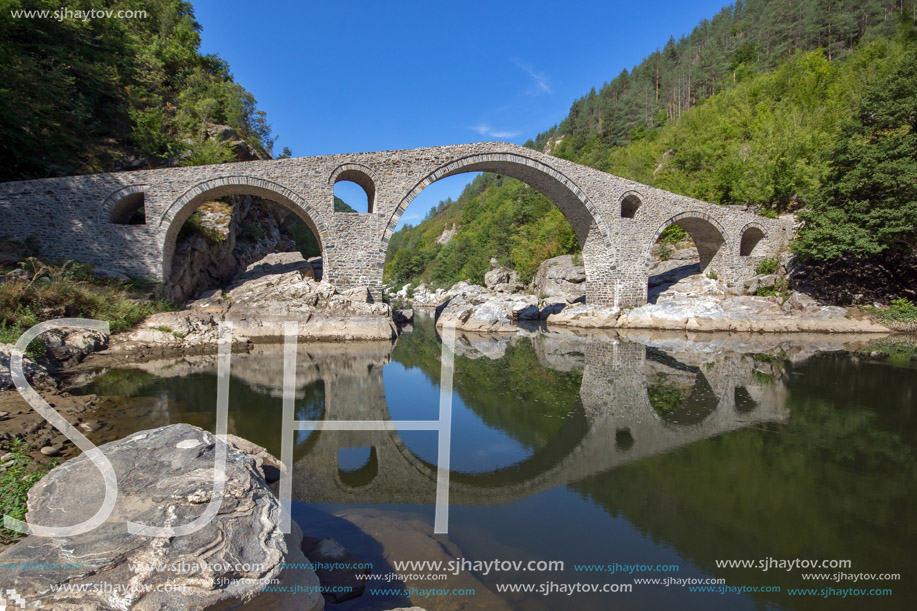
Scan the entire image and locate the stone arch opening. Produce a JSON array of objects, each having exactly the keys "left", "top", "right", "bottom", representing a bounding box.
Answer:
[
  {"left": 159, "top": 177, "right": 331, "bottom": 297},
  {"left": 329, "top": 163, "right": 376, "bottom": 213},
  {"left": 645, "top": 349, "right": 719, "bottom": 426},
  {"left": 739, "top": 224, "right": 766, "bottom": 256},
  {"left": 337, "top": 446, "right": 379, "bottom": 488},
  {"left": 106, "top": 185, "right": 147, "bottom": 225},
  {"left": 734, "top": 386, "right": 758, "bottom": 413},
  {"left": 620, "top": 192, "right": 641, "bottom": 218},
  {"left": 646, "top": 213, "right": 728, "bottom": 303},
  {"left": 383, "top": 152, "right": 610, "bottom": 298}
]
